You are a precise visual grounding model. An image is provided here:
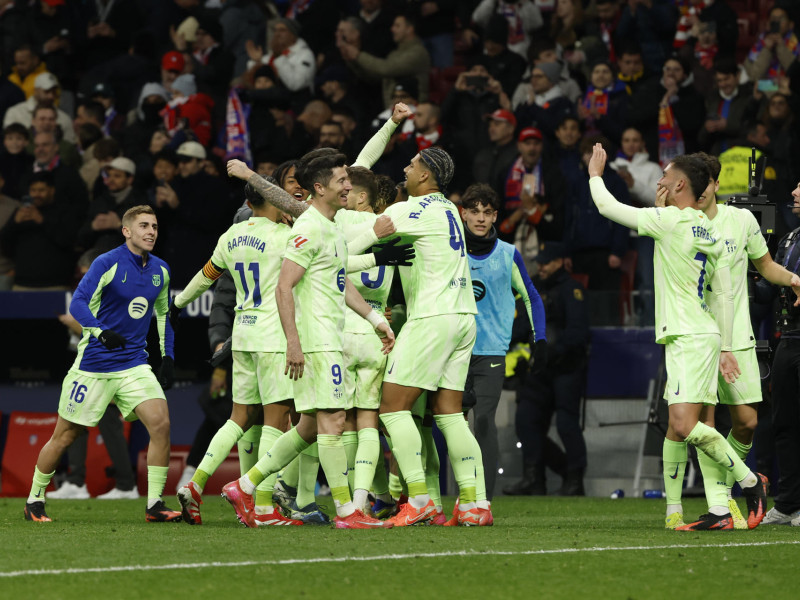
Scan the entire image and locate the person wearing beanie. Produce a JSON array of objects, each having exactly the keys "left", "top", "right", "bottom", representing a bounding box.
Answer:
[
  {"left": 513, "top": 61, "right": 577, "bottom": 139},
  {"left": 161, "top": 73, "right": 215, "bottom": 147}
]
